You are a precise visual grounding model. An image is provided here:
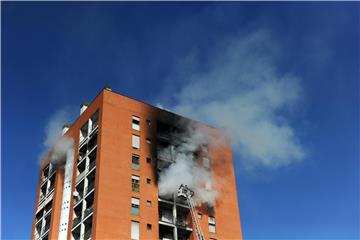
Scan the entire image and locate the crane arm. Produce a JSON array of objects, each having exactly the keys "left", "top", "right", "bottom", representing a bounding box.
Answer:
[{"left": 177, "top": 185, "right": 204, "bottom": 240}]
